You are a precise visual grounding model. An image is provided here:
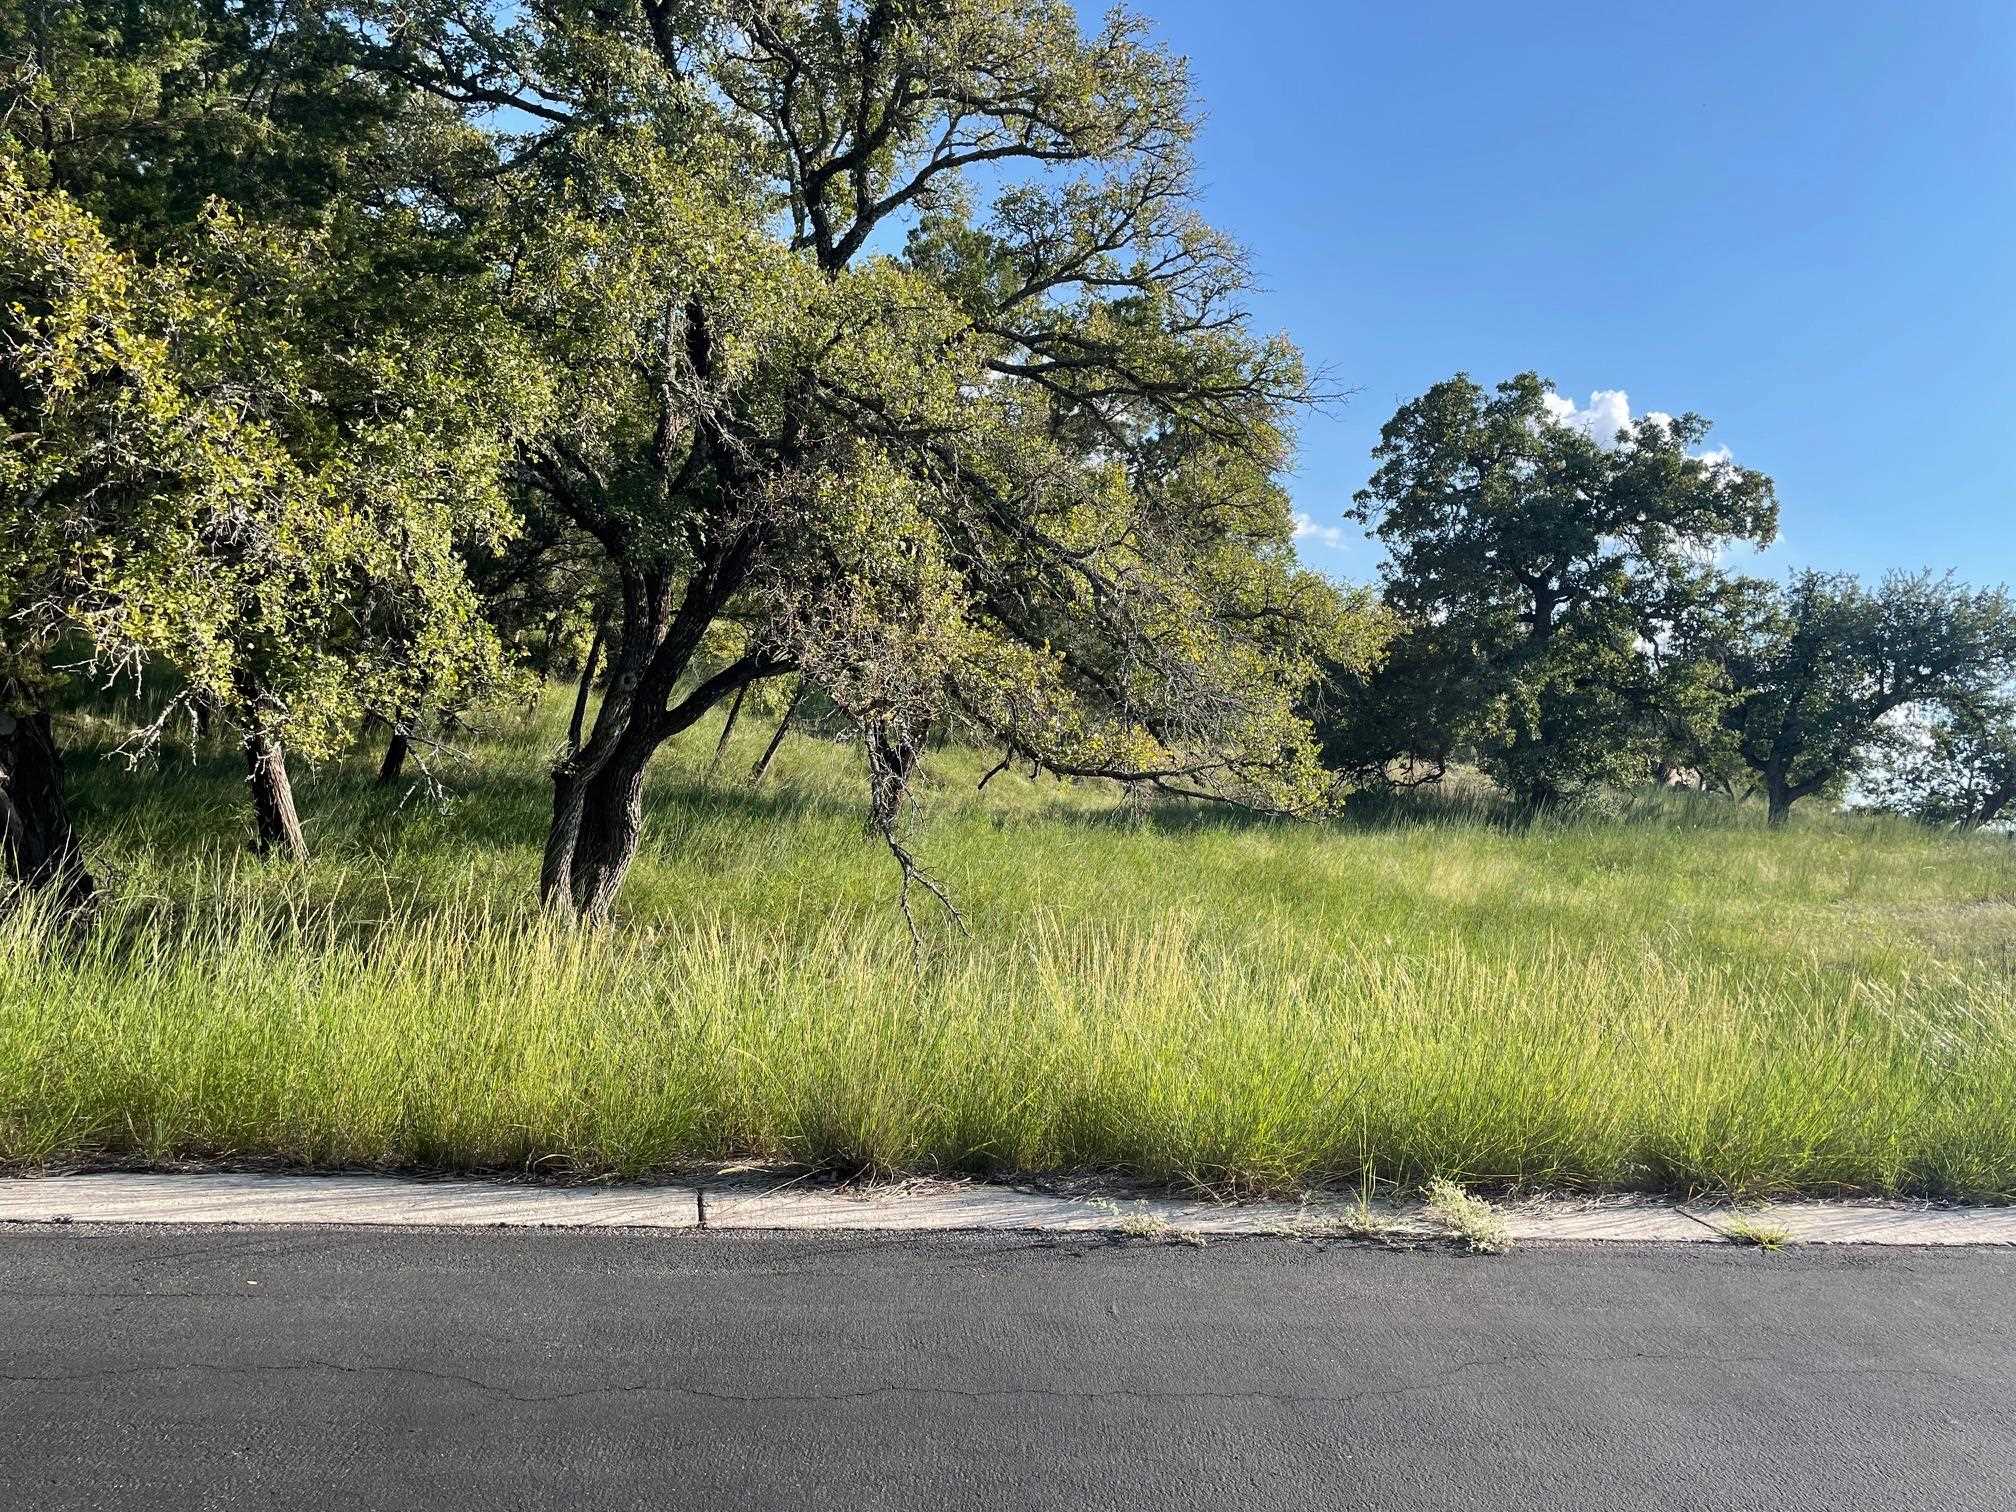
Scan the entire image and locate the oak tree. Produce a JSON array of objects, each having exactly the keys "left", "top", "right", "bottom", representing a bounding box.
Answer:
[
  {"left": 1712, "top": 571, "right": 2016, "bottom": 825},
  {"left": 1344, "top": 372, "right": 1778, "bottom": 805},
  {"left": 3, "top": 2, "right": 538, "bottom": 862},
  {"left": 1861, "top": 697, "right": 2016, "bottom": 832},
  {"left": 355, "top": 0, "right": 1385, "bottom": 921}
]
